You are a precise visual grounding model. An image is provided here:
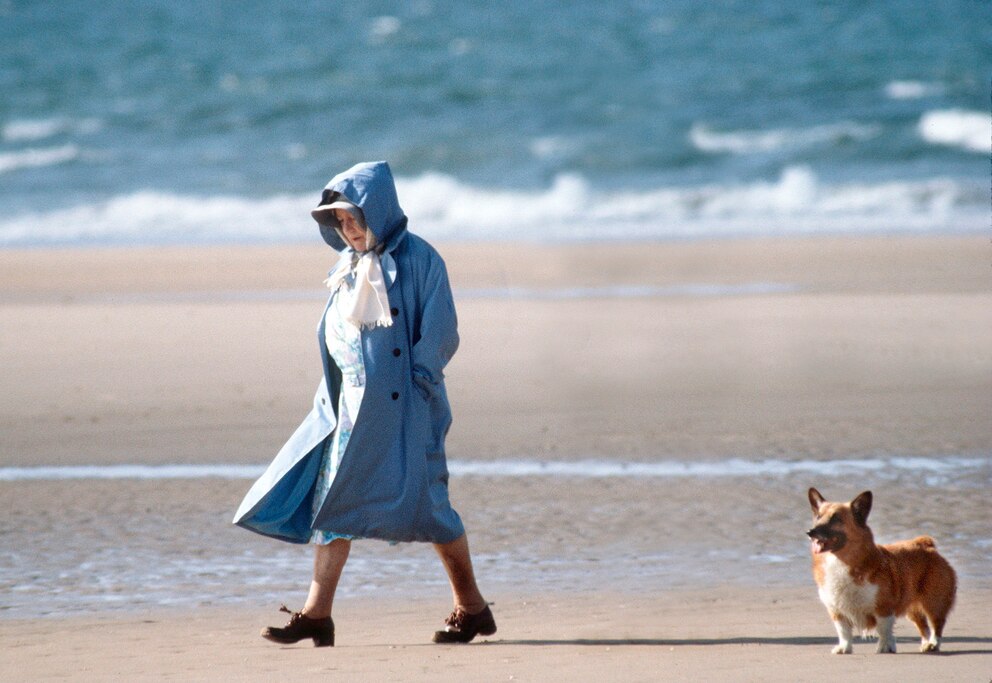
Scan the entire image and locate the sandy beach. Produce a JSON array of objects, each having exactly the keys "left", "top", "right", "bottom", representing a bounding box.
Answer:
[
  {"left": 1, "top": 235, "right": 990, "bottom": 680},
  {"left": 3, "top": 588, "right": 992, "bottom": 682}
]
